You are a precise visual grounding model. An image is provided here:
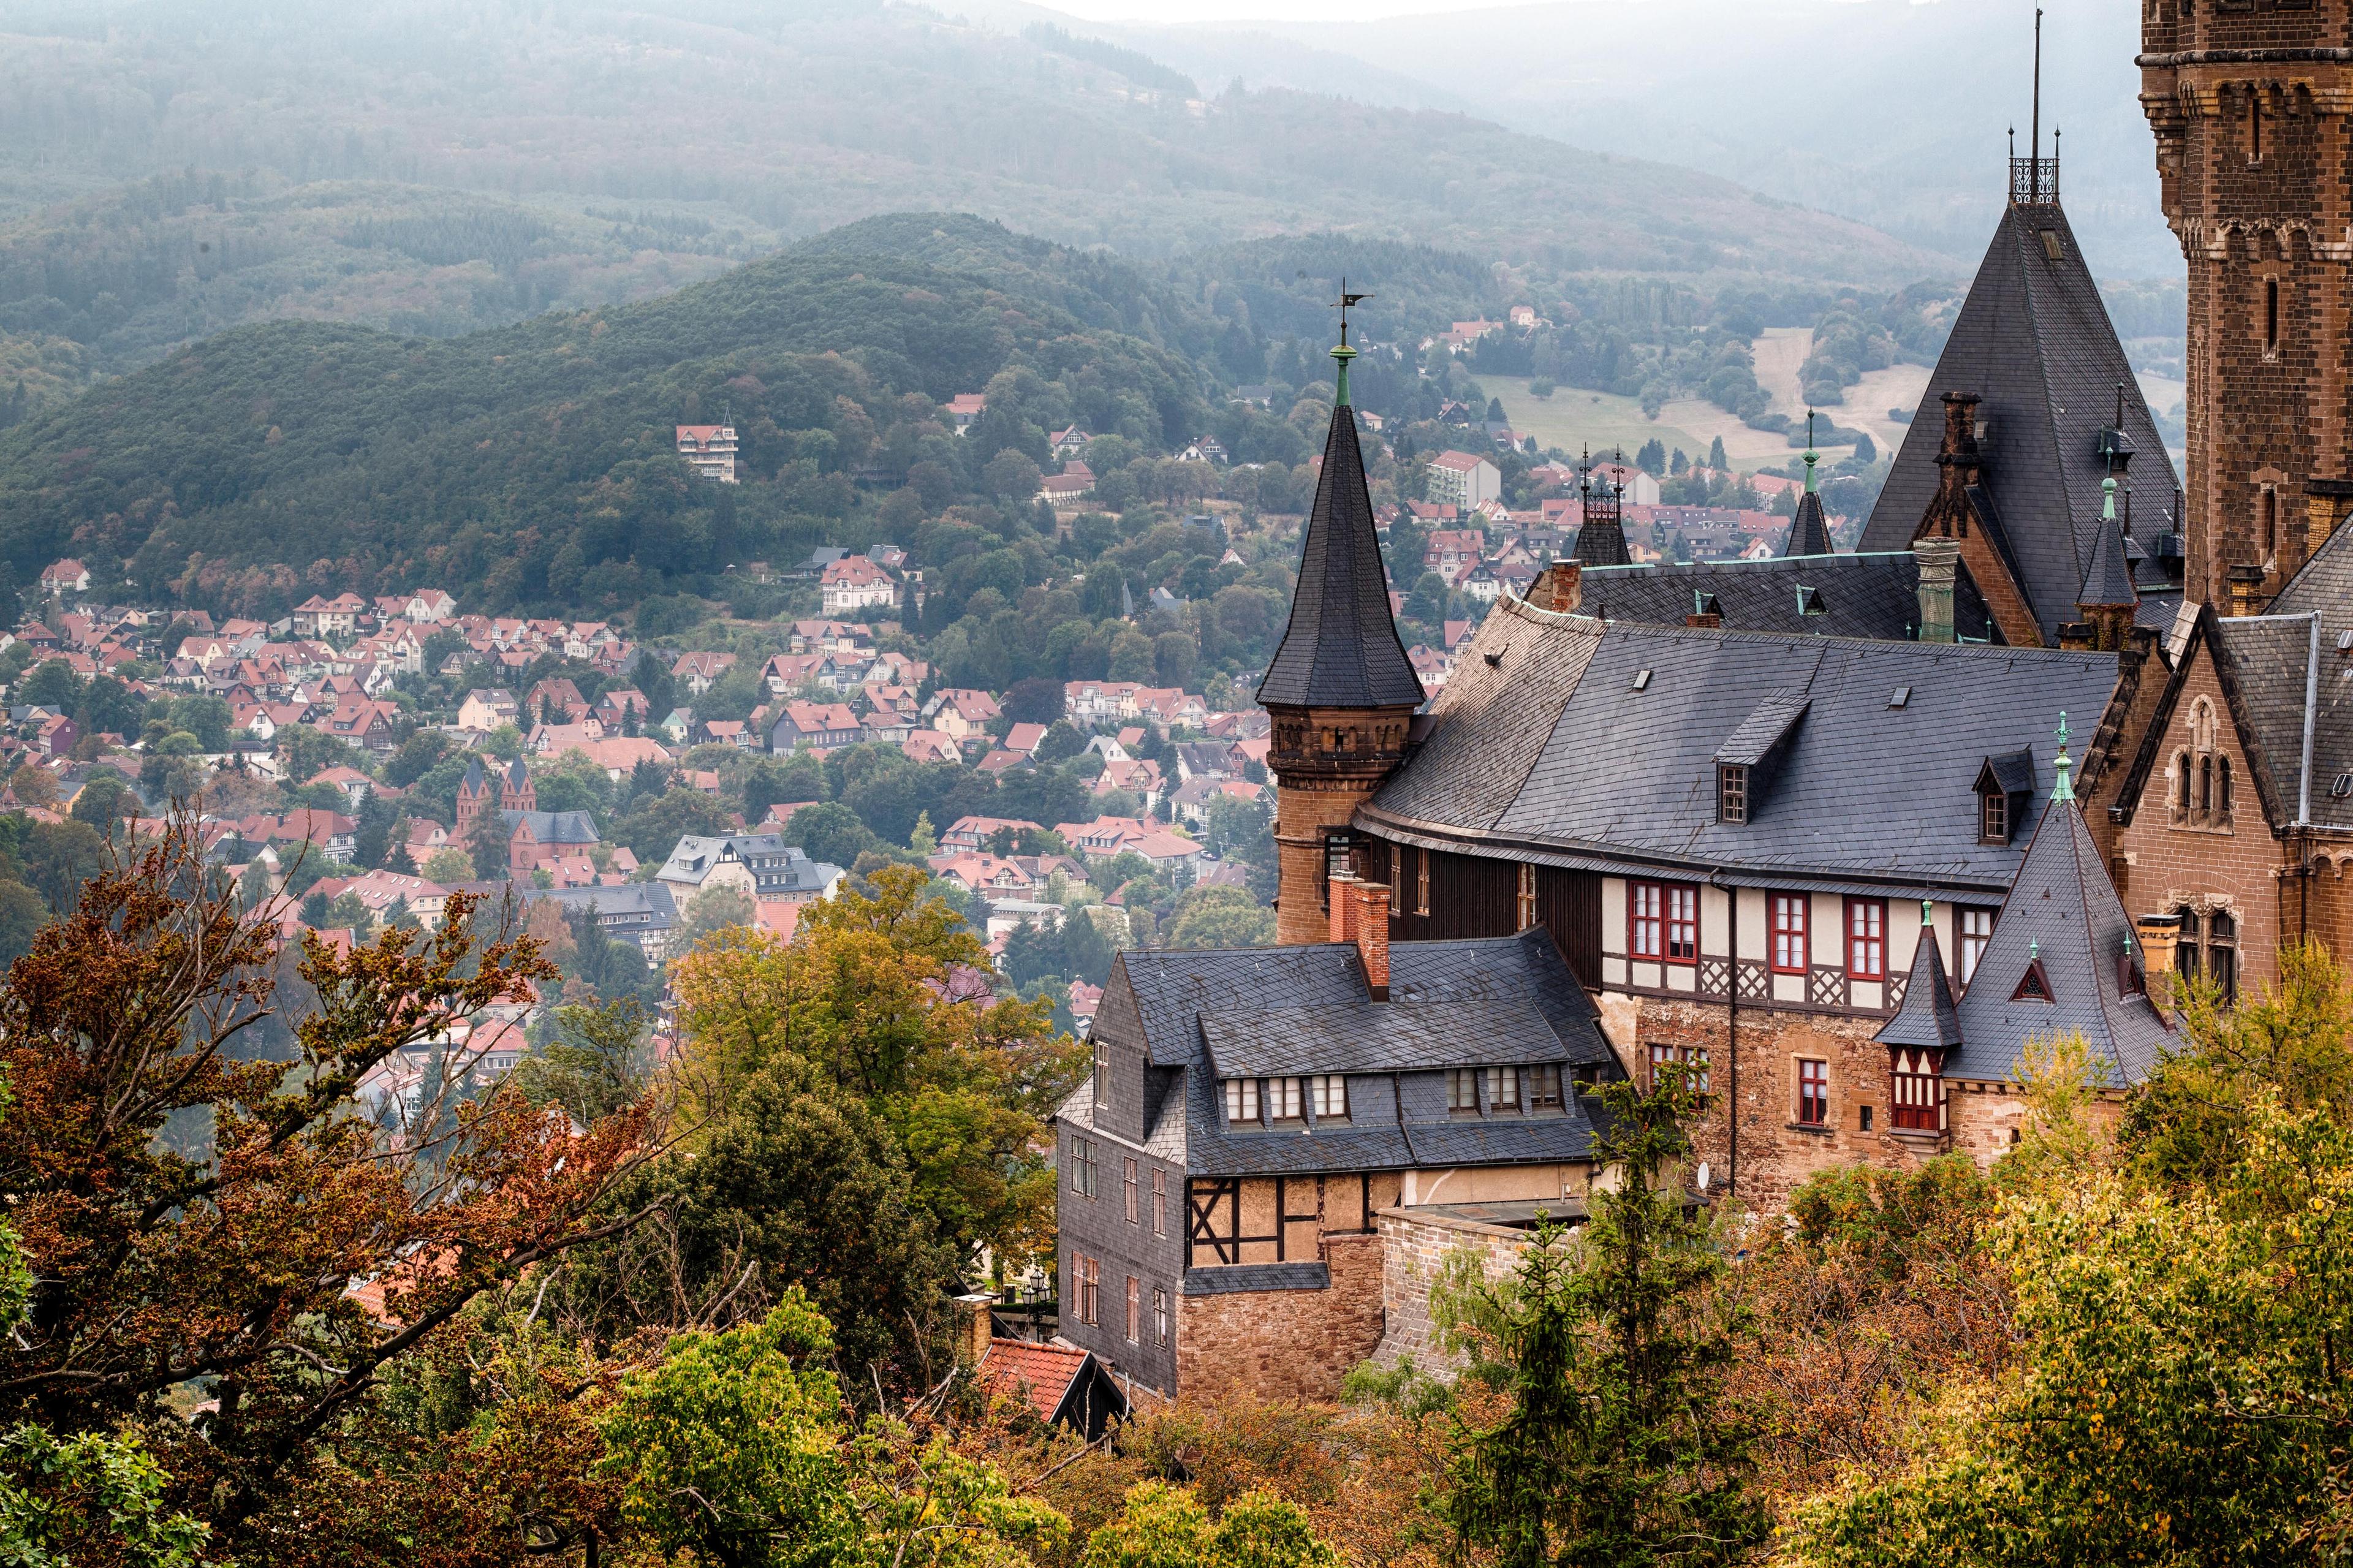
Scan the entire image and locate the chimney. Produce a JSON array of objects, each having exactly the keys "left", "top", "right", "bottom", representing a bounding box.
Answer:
[
  {"left": 1914, "top": 536, "right": 1960, "bottom": 643},
  {"left": 1347, "top": 877, "right": 1392, "bottom": 1001},
  {"left": 1539, "top": 560, "right": 1582, "bottom": 614},
  {"left": 2134, "top": 912, "right": 2183, "bottom": 1021},
  {"left": 952, "top": 1292, "right": 996, "bottom": 1369},
  {"left": 1686, "top": 610, "right": 1722, "bottom": 629},
  {"left": 2056, "top": 621, "right": 2095, "bottom": 651},
  {"left": 2226, "top": 563, "right": 2267, "bottom": 618},
  {"left": 1328, "top": 871, "right": 1360, "bottom": 946}
]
